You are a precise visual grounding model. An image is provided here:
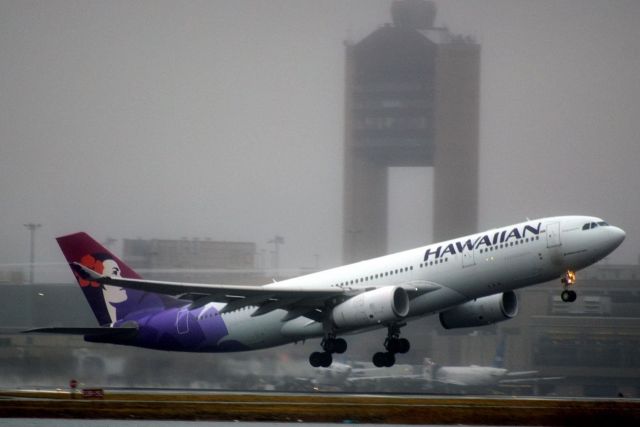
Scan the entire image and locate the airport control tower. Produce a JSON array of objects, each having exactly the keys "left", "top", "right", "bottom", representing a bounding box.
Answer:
[{"left": 343, "top": 0, "right": 480, "bottom": 263}]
